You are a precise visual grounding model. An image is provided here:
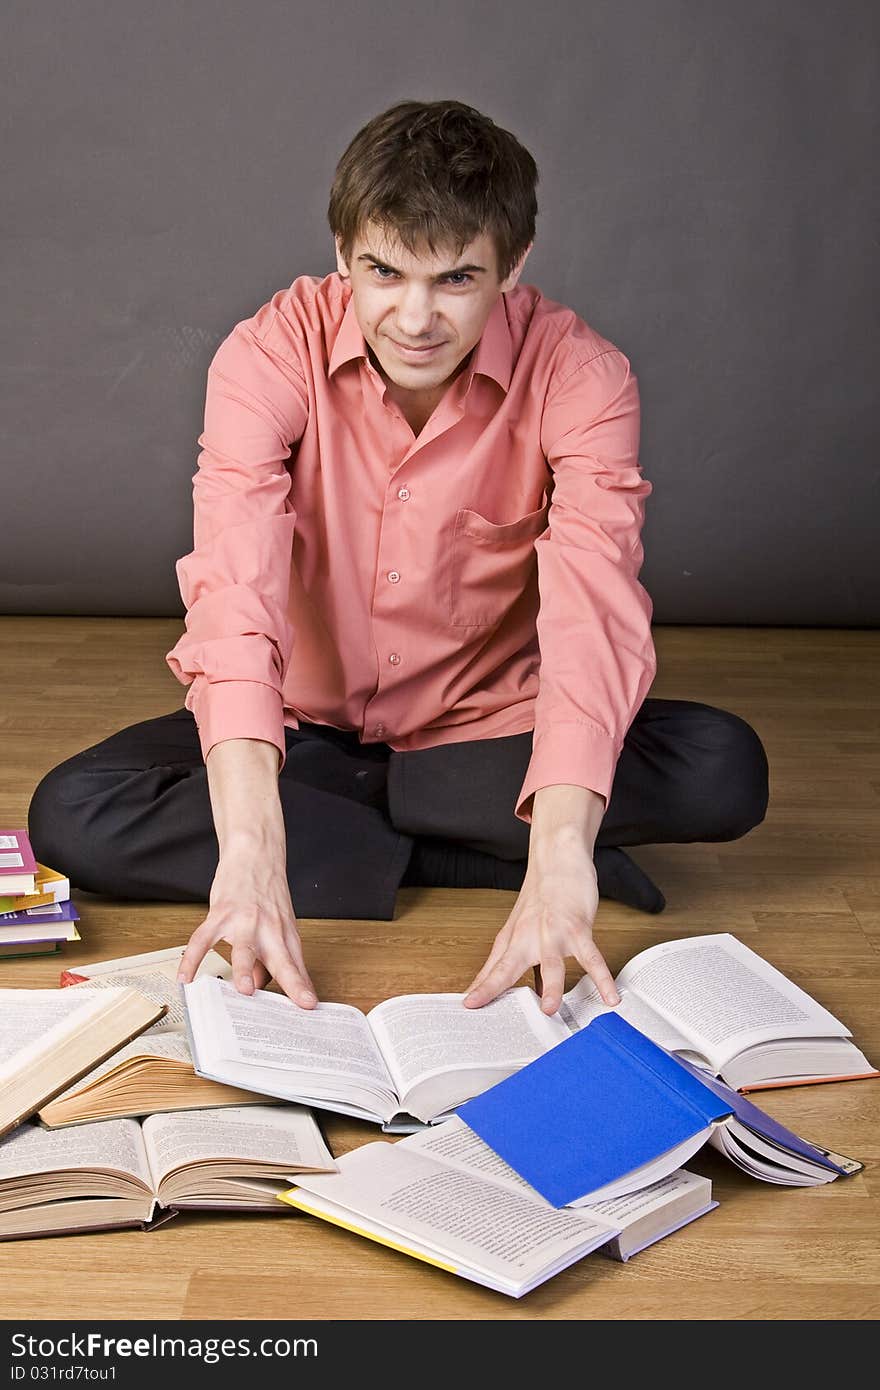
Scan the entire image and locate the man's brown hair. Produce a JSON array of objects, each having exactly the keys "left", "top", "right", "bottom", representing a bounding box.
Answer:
[{"left": 327, "top": 99, "right": 539, "bottom": 284}]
